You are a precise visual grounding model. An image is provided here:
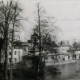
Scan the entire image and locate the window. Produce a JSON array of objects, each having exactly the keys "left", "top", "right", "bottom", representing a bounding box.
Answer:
[
  {"left": 9, "top": 58, "right": 11, "bottom": 63},
  {"left": 14, "top": 58, "right": 17, "bottom": 63},
  {"left": 68, "top": 56, "right": 70, "bottom": 59},
  {"left": 14, "top": 51, "right": 16, "bottom": 55},
  {"left": 9, "top": 52, "right": 11, "bottom": 55},
  {"left": 79, "top": 54, "right": 80, "bottom": 59}
]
